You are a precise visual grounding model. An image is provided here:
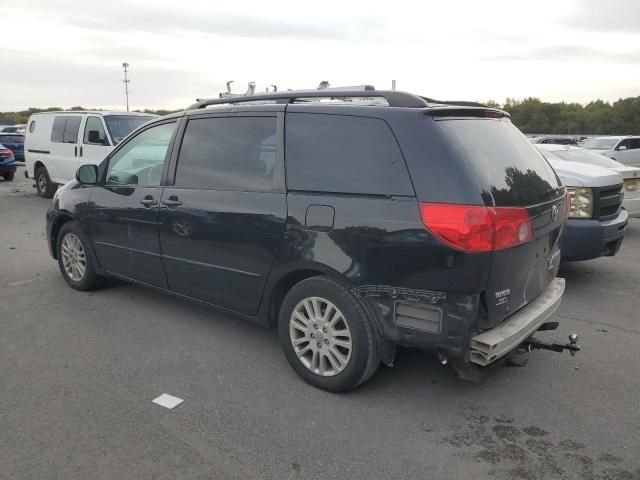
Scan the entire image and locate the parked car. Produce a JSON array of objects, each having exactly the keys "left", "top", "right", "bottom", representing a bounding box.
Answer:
[
  {"left": 24, "top": 111, "right": 156, "bottom": 197},
  {"left": 537, "top": 147, "right": 628, "bottom": 261},
  {"left": 0, "top": 144, "right": 16, "bottom": 180},
  {"left": 538, "top": 144, "right": 640, "bottom": 217},
  {"left": 0, "top": 133, "right": 25, "bottom": 161},
  {"left": 47, "top": 90, "right": 573, "bottom": 392},
  {"left": 1, "top": 124, "right": 26, "bottom": 134},
  {"left": 581, "top": 136, "right": 640, "bottom": 167},
  {"left": 531, "top": 135, "right": 578, "bottom": 145}
]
